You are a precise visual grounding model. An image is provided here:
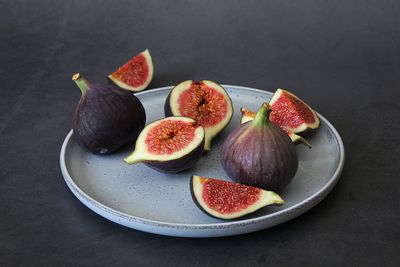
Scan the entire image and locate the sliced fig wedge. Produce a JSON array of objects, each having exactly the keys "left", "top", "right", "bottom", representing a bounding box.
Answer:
[
  {"left": 124, "top": 117, "right": 204, "bottom": 173},
  {"left": 191, "top": 175, "right": 284, "bottom": 220},
  {"left": 164, "top": 80, "right": 233, "bottom": 151},
  {"left": 108, "top": 49, "right": 154, "bottom": 92},
  {"left": 240, "top": 107, "right": 311, "bottom": 148},
  {"left": 269, "top": 88, "right": 319, "bottom": 133}
]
